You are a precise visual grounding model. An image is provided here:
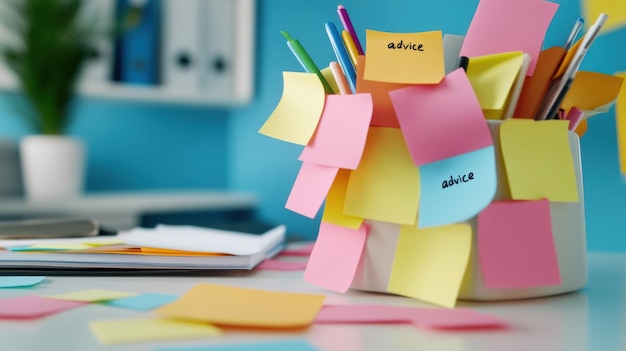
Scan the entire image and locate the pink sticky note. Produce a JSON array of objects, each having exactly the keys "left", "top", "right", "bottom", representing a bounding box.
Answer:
[
  {"left": 285, "top": 162, "right": 339, "bottom": 218},
  {"left": 279, "top": 243, "right": 315, "bottom": 257},
  {"left": 389, "top": 68, "right": 493, "bottom": 166},
  {"left": 460, "top": 0, "right": 559, "bottom": 75},
  {"left": 304, "top": 222, "right": 368, "bottom": 293},
  {"left": 299, "top": 93, "right": 373, "bottom": 169},
  {"left": 257, "top": 259, "right": 308, "bottom": 271},
  {"left": 0, "top": 295, "right": 87, "bottom": 319},
  {"left": 315, "top": 304, "right": 506, "bottom": 330},
  {"left": 477, "top": 199, "right": 561, "bottom": 289}
]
